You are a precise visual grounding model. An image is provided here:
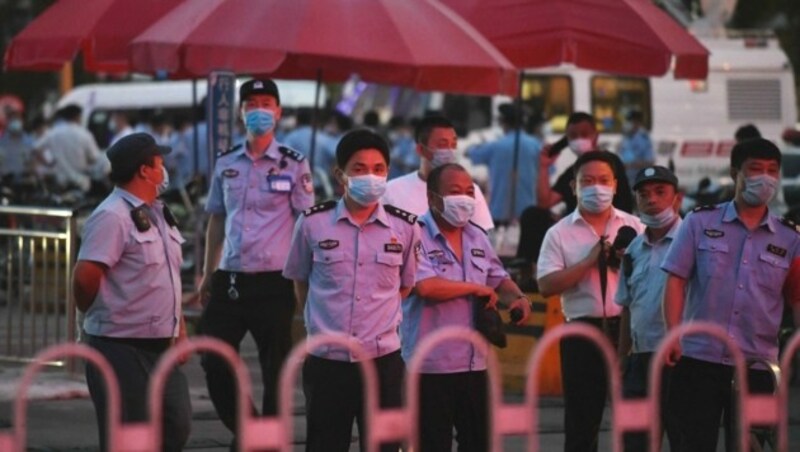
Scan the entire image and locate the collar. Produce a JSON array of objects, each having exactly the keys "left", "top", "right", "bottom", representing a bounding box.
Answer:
[
  {"left": 334, "top": 198, "right": 390, "bottom": 228},
  {"left": 115, "top": 186, "right": 150, "bottom": 209},
  {"left": 568, "top": 207, "right": 621, "bottom": 225},
  {"left": 722, "top": 200, "right": 774, "bottom": 232},
  {"left": 643, "top": 217, "right": 682, "bottom": 246},
  {"left": 242, "top": 138, "right": 281, "bottom": 161}
]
